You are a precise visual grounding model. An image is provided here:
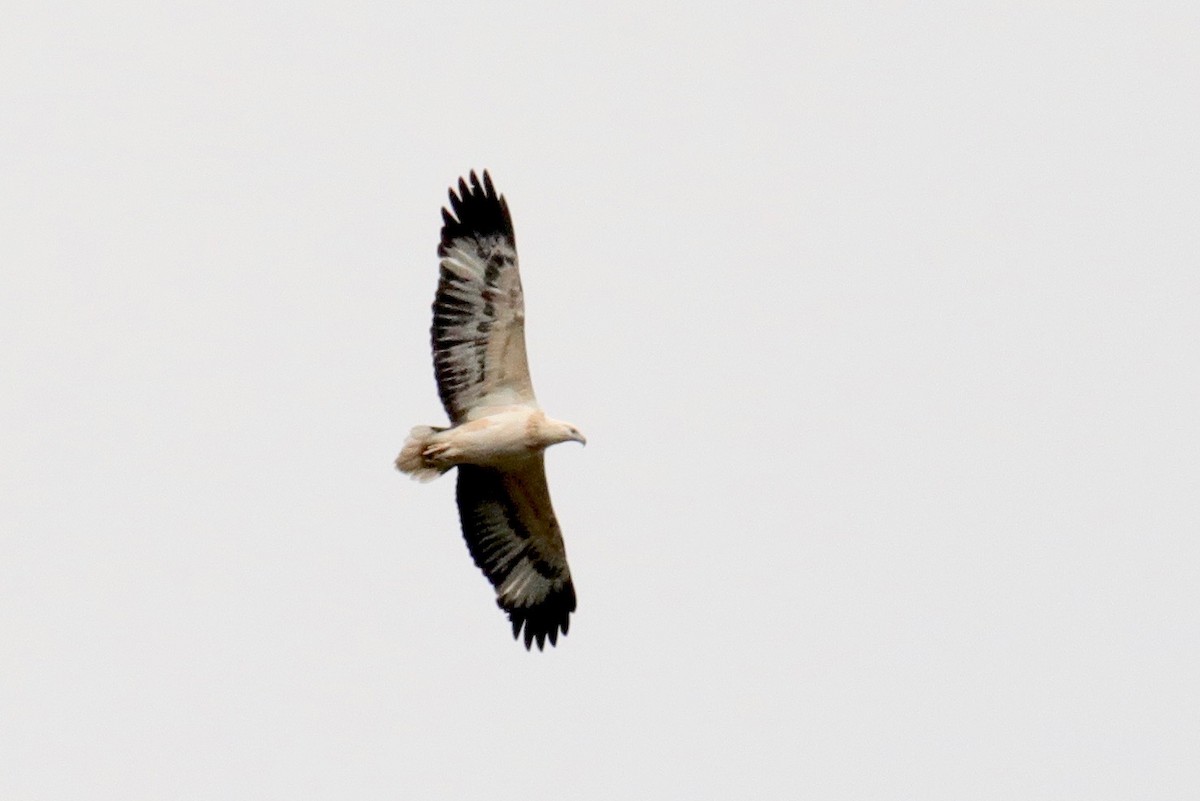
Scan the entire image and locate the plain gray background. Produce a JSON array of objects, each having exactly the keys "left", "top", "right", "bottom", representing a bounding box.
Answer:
[{"left": 3, "top": 2, "right": 1197, "bottom": 798}]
